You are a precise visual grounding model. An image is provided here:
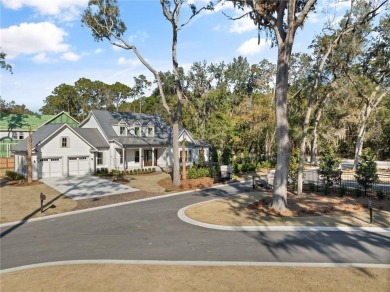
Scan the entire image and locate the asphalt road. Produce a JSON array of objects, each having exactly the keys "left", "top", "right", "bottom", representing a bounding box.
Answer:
[{"left": 1, "top": 183, "right": 389, "bottom": 270}]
